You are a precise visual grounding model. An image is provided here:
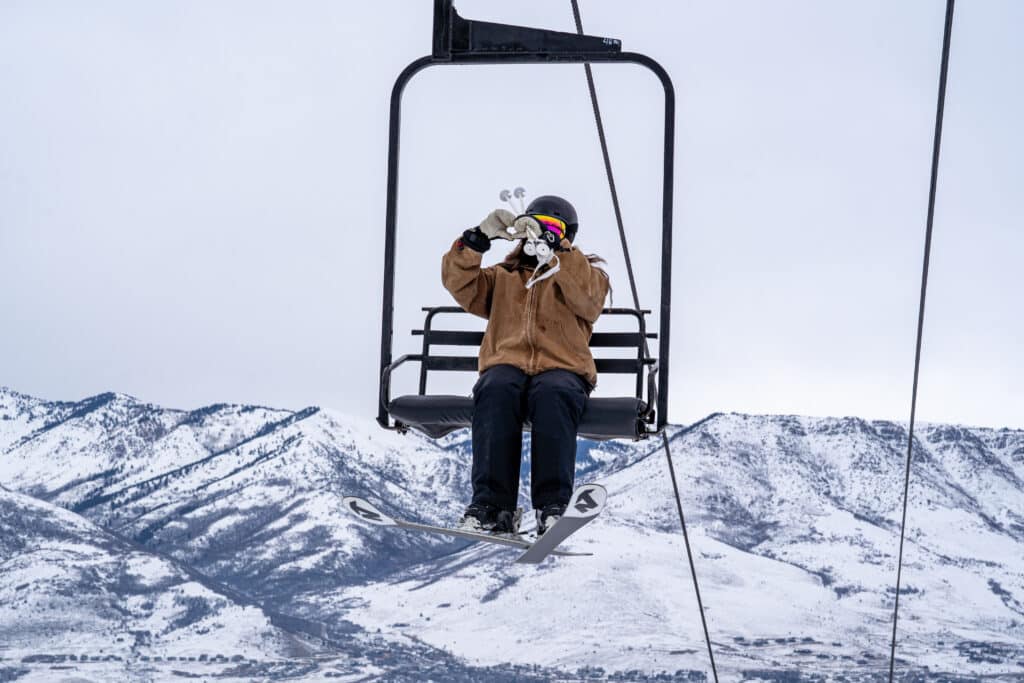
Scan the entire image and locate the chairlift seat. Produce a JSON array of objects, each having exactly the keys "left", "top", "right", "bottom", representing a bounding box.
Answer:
[
  {"left": 380, "top": 307, "right": 658, "bottom": 441},
  {"left": 388, "top": 394, "right": 648, "bottom": 441}
]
